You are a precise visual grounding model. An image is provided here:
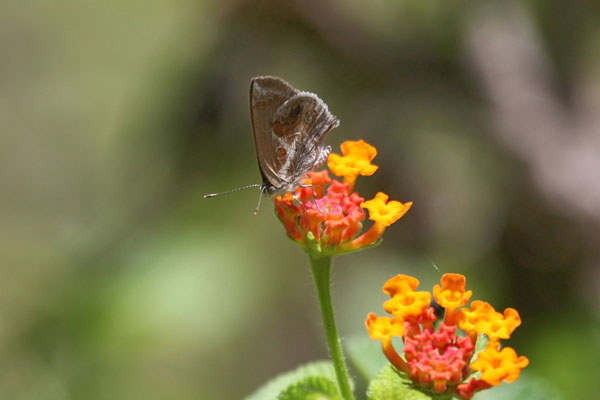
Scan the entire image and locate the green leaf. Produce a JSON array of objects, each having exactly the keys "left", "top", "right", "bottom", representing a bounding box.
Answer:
[
  {"left": 245, "top": 360, "right": 338, "bottom": 400},
  {"left": 367, "top": 365, "right": 450, "bottom": 400},
  {"left": 278, "top": 375, "right": 341, "bottom": 400},
  {"left": 345, "top": 335, "right": 389, "bottom": 382}
]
